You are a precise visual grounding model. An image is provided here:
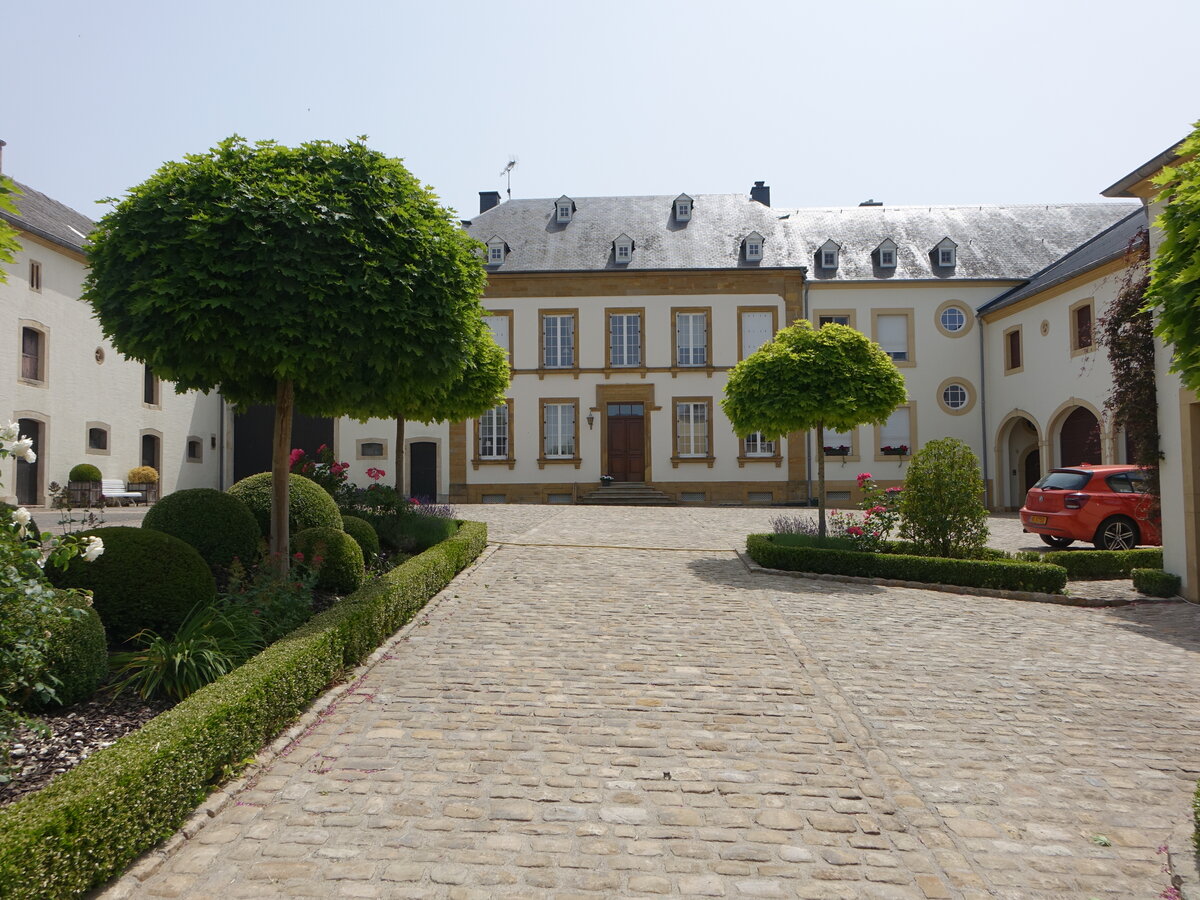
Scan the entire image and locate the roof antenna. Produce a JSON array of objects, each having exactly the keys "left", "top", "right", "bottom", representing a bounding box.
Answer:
[{"left": 499, "top": 155, "right": 518, "bottom": 200}]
